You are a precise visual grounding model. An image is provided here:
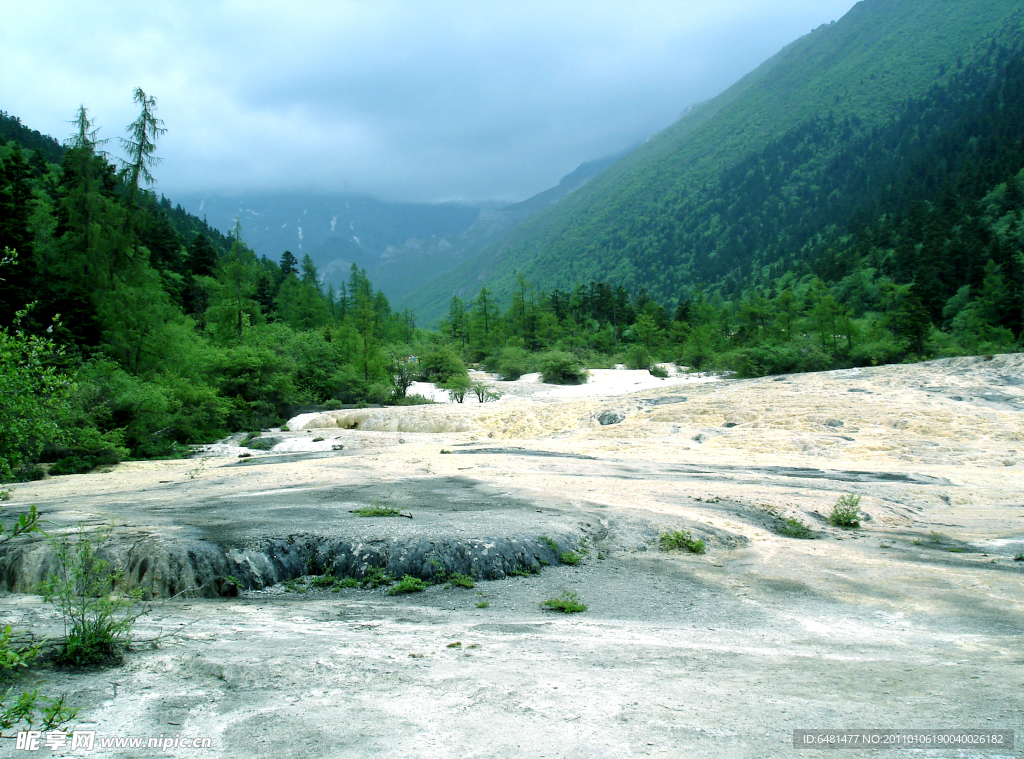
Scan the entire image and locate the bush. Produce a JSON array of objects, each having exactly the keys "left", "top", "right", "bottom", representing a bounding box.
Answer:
[
  {"left": 360, "top": 568, "right": 394, "bottom": 588},
  {"left": 559, "top": 551, "right": 582, "bottom": 566},
  {"left": 442, "top": 374, "right": 473, "bottom": 403},
  {"left": 624, "top": 344, "right": 653, "bottom": 371},
  {"left": 0, "top": 501, "right": 79, "bottom": 733},
  {"left": 48, "top": 456, "right": 94, "bottom": 476},
  {"left": 828, "top": 494, "right": 861, "bottom": 528},
  {"left": 659, "top": 530, "right": 706, "bottom": 553},
  {"left": 537, "top": 351, "right": 588, "bottom": 385},
  {"left": 649, "top": 364, "right": 669, "bottom": 378},
  {"left": 447, "top": 573, "right": 475, "bottom": 589},
  {"left": 540, "top": 591, "right": 587, "bottom": 613},
  {"left": 392, "top": 393, "right": 435, "bottom": 406},
  {"left": 388, "top": 575, "right": 428, "bottom": 595},
  {"left": 777, "top": 518, "right": 813, "bottom": 539},
  {"left": 497, "top": 347, "right": 532, "bottom": 380},
  {"left": 0, "top": 302, "right": 73, "bottom": 482},
  {"left": 418, "top": 344, "right": 467, "bottom": 384},
  {"left": 13, "top": 466, "right": 46, "bottom": 482},
  {"left": 38, "top": 527, "right": 145, "bottom": 667},
  {"left": 471, "top": 381, "right": 502, "bottom": 402}
]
